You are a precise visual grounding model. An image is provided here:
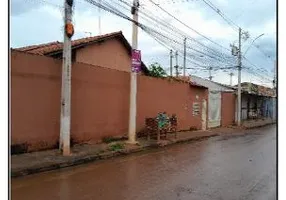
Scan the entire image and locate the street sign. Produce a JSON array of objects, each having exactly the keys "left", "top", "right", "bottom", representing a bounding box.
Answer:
[{"left": 131, "top": 49, "right": 141, "bottom": 73}]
